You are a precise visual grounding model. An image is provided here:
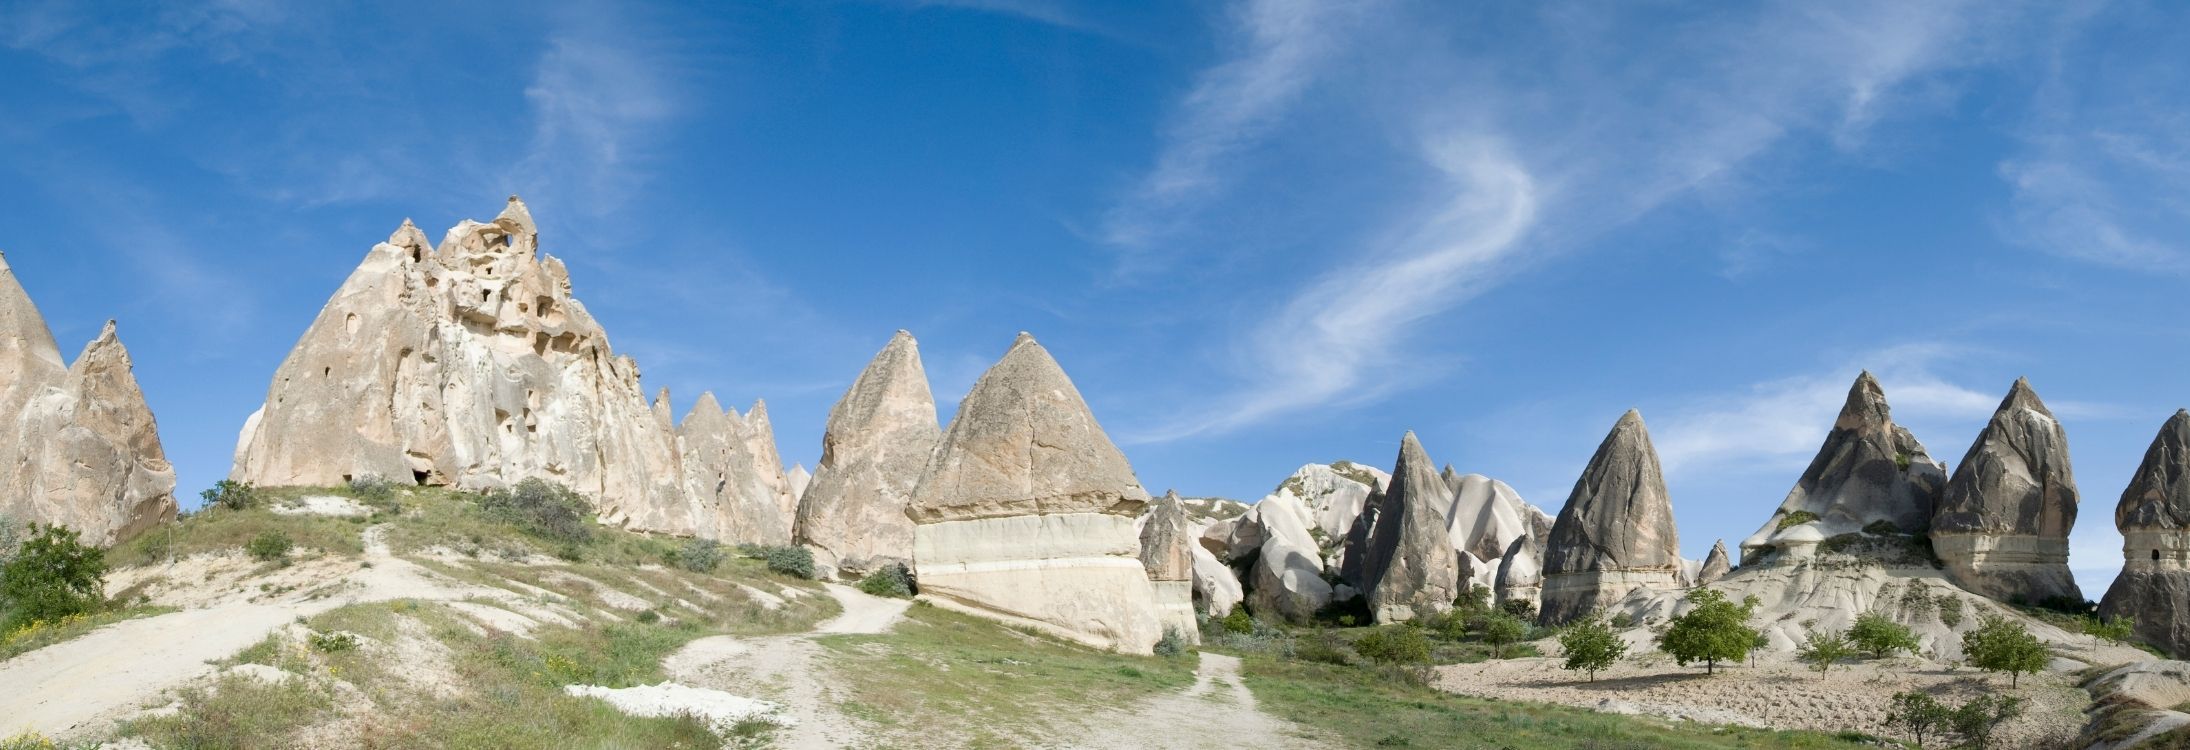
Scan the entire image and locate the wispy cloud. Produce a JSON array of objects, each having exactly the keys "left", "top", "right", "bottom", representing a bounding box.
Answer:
[
  {"left": 1099, "top": 0, "right": 1372, "bottom": 264},
  {"left": 512, "top": 4, "right": 680, "bottom": 225},
  {"left": 906, "top": 0, "right": 1104, "bottom": 34}
]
